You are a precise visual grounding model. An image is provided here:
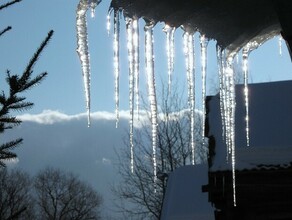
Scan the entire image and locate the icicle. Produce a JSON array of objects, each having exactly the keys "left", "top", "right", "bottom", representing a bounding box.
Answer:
[
  {"left": 106, "top": 8, "right": 113, "bottom": 36},
  {"left": 200, "top": 35, "right": 209, "bottom": 142},
  {"left": 183, "top": 31, "right": 196, "bottom": 165},
  {"left": 279, "top": 35, "right": 283, "bottom": 56},
  {"left": 241, "top": 40, "right": 262, "bottom": 147},
  {"left": 90, "top": 1, "right": 98, "bottom": 18},
  {"left": 126, "top": 17, "right": 135, "bottom": 173},
  {"left": 113, "top": 9, "right": 120, "bottom": 128},
  {"left": 225, "top": 55, "right": 236, "bottom": 206},
  {"left": 163, "top": 24, "right": 175, "bottom": 94},
  {"left": 145, "top": 21, "right": 158, "bottom": 190},
  {"left": 183, "top": 33, "right": 191, "bottom": 106},
  {"left": 236, "top": 53, "right": 239, "bottom": 64},
  {"left": 218, "top": 47, "right": 237, "bottom": 206},
  {"left": 133, "top": 18, "right": 140, "bottom": 117},
  {"left": 242, "top": 48, "right": 250, "bottom": 147},
  {"left": 217, "top": 45, "right": 226, "bottom": 141},
  {"left": 76, "top": 0, "right": 100, "bottom": 127}
]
